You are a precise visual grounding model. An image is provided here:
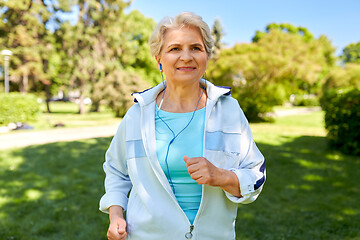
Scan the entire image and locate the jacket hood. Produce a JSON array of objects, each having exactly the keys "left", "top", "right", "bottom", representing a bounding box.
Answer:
[{"left": 131, "top": 79, "right": 231, "bottom": 107}]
